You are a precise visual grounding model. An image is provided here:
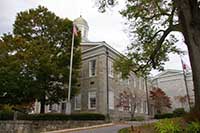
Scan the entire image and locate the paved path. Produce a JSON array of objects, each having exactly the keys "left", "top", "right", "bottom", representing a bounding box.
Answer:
[
  {"left": 45, "top": 120, "right": 158, "bottom": 133},
  {"left": 70, "top": 124, "right": 129, "bottom": 133},
  {"left": 69, "top": 120, "right": 158, "bottom": 133}
]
